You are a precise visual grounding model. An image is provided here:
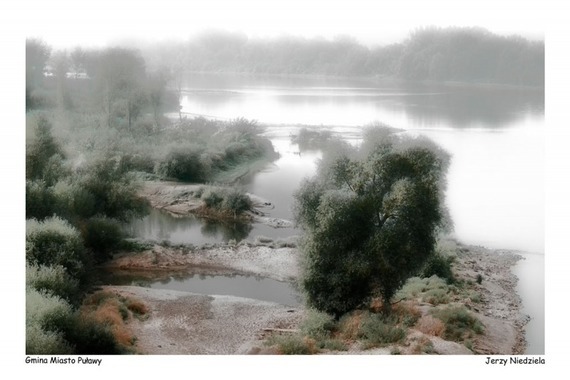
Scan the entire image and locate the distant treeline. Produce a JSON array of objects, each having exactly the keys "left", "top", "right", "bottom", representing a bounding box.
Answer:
[{"left": 154, "top": 27, "right": 543, "bottom": 87}]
